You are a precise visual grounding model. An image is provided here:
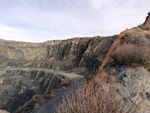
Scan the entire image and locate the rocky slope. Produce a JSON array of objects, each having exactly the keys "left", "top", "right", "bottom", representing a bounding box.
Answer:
[
  {"left": 0, "top": 35, "right": 116, "bottom": 112},
  {"left": 37, "top": 13, "right": 150, "bottom": 113},
  {"left": 0, "top": 68, "right": 83, "bottom": 113},
  {"left": 92, "top": 13, "right": 150, "bottom": 113},
  {"left": 0, "top": 13, "right": 150, "bottom": 113},
  {"left": 0, "top": 36, "right": 116, "bottom": 75}
]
